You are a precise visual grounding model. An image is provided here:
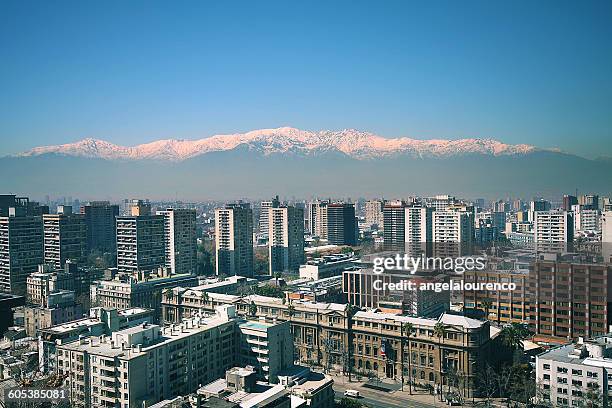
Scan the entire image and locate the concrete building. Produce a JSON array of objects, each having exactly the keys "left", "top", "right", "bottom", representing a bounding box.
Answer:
[
  {"left": 43, "top": 205, "right": 87, "bottom": 270},
  {"left": 90, "top": 269, "right": 199, "bottom": 320},
  {"left": 306, "top": 201, "right": 328, "bottom": 239},
  {"left": 24, "top": 290, "right": 82, "bottom": 336},
  {"left": 298, "top": 253, "right": 357, "bottom": 281},
  {"left": 572, "top": 205, "right": 600, "bottom": 234},
  {"left": 325, "top": 203, "right": 357, "bottom": 246},
  {"left": 536, "top": 336, "right": 612, "bottom": 407},
  {"left": 268, "top": 206, "right": 304, "bottom": 275},
  {"left": 405, "top": 206, "right": 433, "bottom": 255},
  {"left": 365, "top": 200, "right": 385, "bottom": 230},
  {"left": 258, "top": 196, "right": 280, "bottom": 238},
  {"left": 116, "top": 200, "right": 166, "bottom": 274},
  {"left": 56, "top": 306, "right": 240, "bottom": 408},
  {"left": 238, "top": 319, "right": 293, "bottom": 382},
  {"left": 383, "top": 200, "right": 406, "bottom": 248},
  {"left": 0, "top": 208, "right": 44, "bottom": 294},
  {"left": 81, "top": 201, "right": 119, "bottom": 254},
  {"left": 432, "top": 209, "right": 474, "bottom": 257},
  {"left": 215, "top": 203, "right": 254, "bottom": 277},
  {"left": 157, "top": 208, "right": 197, "bottom": 275},
  {"left": 38, "top": 307, "right": 154, "bottom": 373},
  {"left": 533, "top": 210, "right": 574, "bottom": 252},
  {"left": 603, "top": 211, "right": 612, "bottom": 263}
]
